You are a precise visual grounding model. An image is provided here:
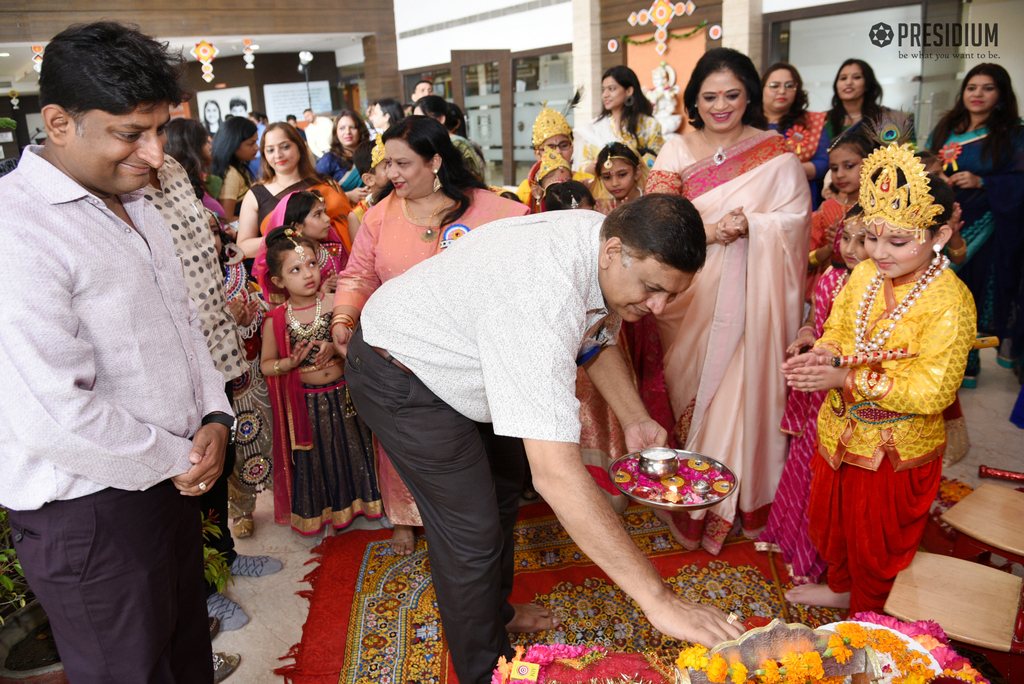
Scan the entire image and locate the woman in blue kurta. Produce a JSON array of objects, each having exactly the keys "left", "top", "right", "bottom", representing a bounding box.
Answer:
[{"left": 928, "top": 63, "right": 1024, "bottom": 383}]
